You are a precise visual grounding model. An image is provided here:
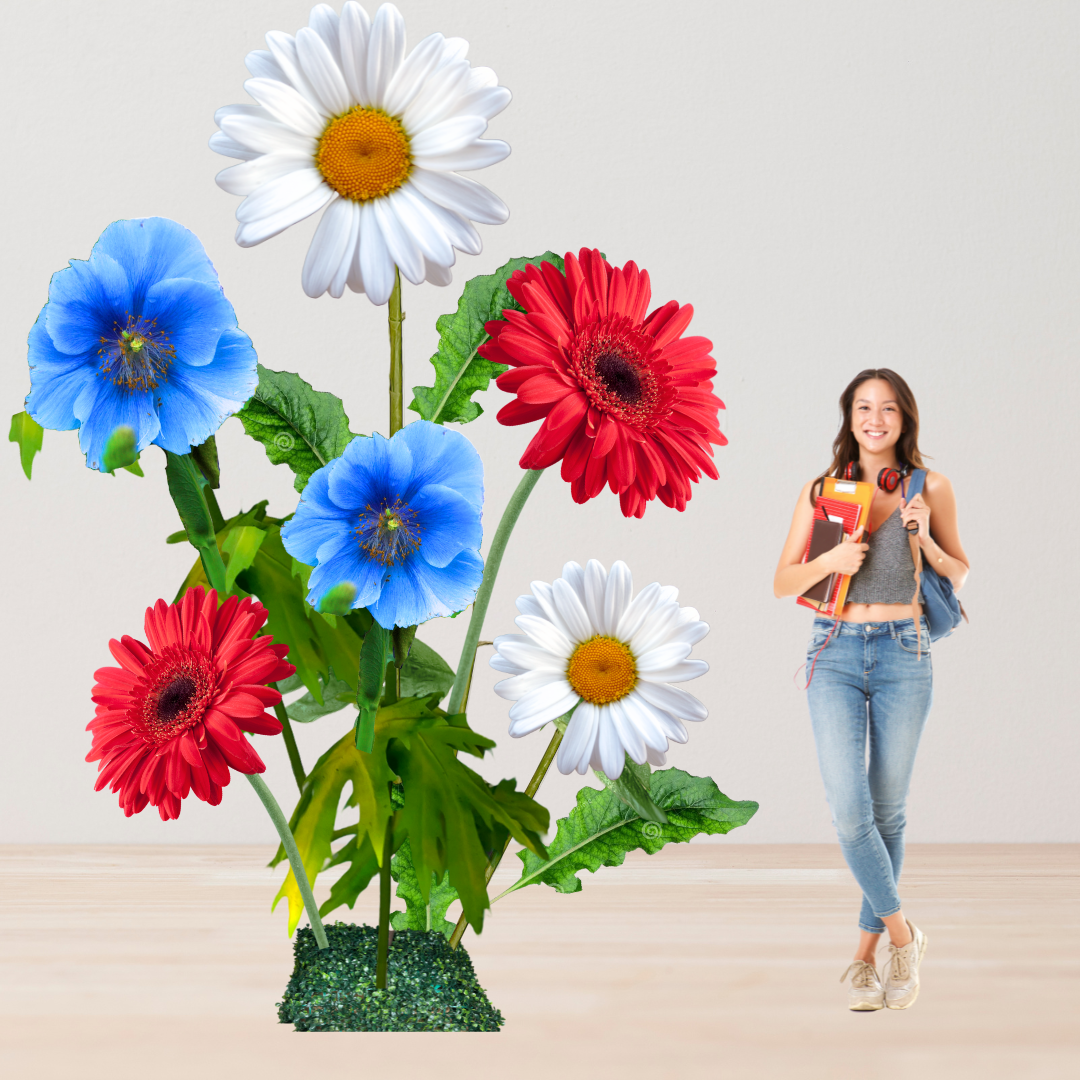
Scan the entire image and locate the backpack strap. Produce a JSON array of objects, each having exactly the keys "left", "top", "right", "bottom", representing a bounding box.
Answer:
[{"left": 902, "top": 470, "right": 927, "bottom": 660}]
